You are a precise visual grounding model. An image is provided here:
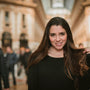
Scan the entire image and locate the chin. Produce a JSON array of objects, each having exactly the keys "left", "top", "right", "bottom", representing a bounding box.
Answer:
[{"left": 55, "top": 47, "right": 63, "bottom": 51}]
